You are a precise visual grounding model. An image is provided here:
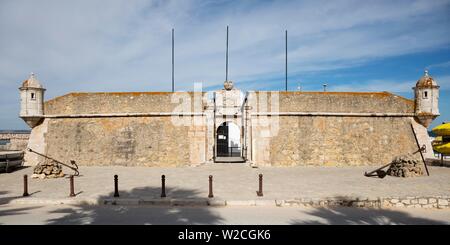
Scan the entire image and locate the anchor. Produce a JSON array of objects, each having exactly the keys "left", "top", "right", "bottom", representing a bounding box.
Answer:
[
  {"left": 364, "top": 163, "right": 390, "bottom": 178},
  {"left": 27, "top": 148, "right": 79, "bottom": 176},
  {"left": 364, "top": 145, "right": 427, "bottom": 178}
]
